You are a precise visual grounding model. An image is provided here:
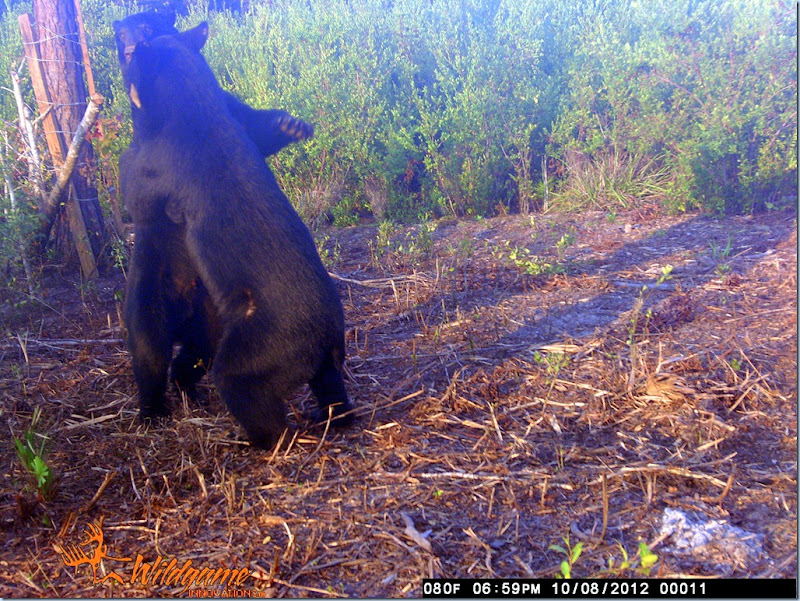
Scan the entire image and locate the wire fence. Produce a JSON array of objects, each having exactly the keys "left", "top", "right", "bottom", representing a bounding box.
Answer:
[{"left": 3, "top": 2, "right": 106, "bottom": 275}]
